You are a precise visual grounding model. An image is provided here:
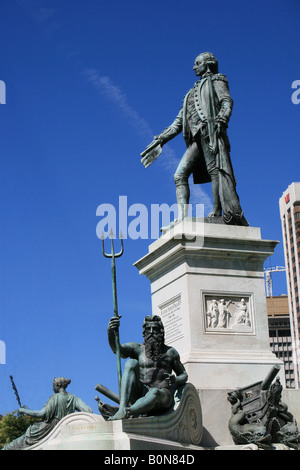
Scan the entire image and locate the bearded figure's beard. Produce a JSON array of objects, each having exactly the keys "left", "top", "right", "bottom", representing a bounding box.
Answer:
[{"left": 144, "top": 334, "right": 164, "bottom": 360}]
